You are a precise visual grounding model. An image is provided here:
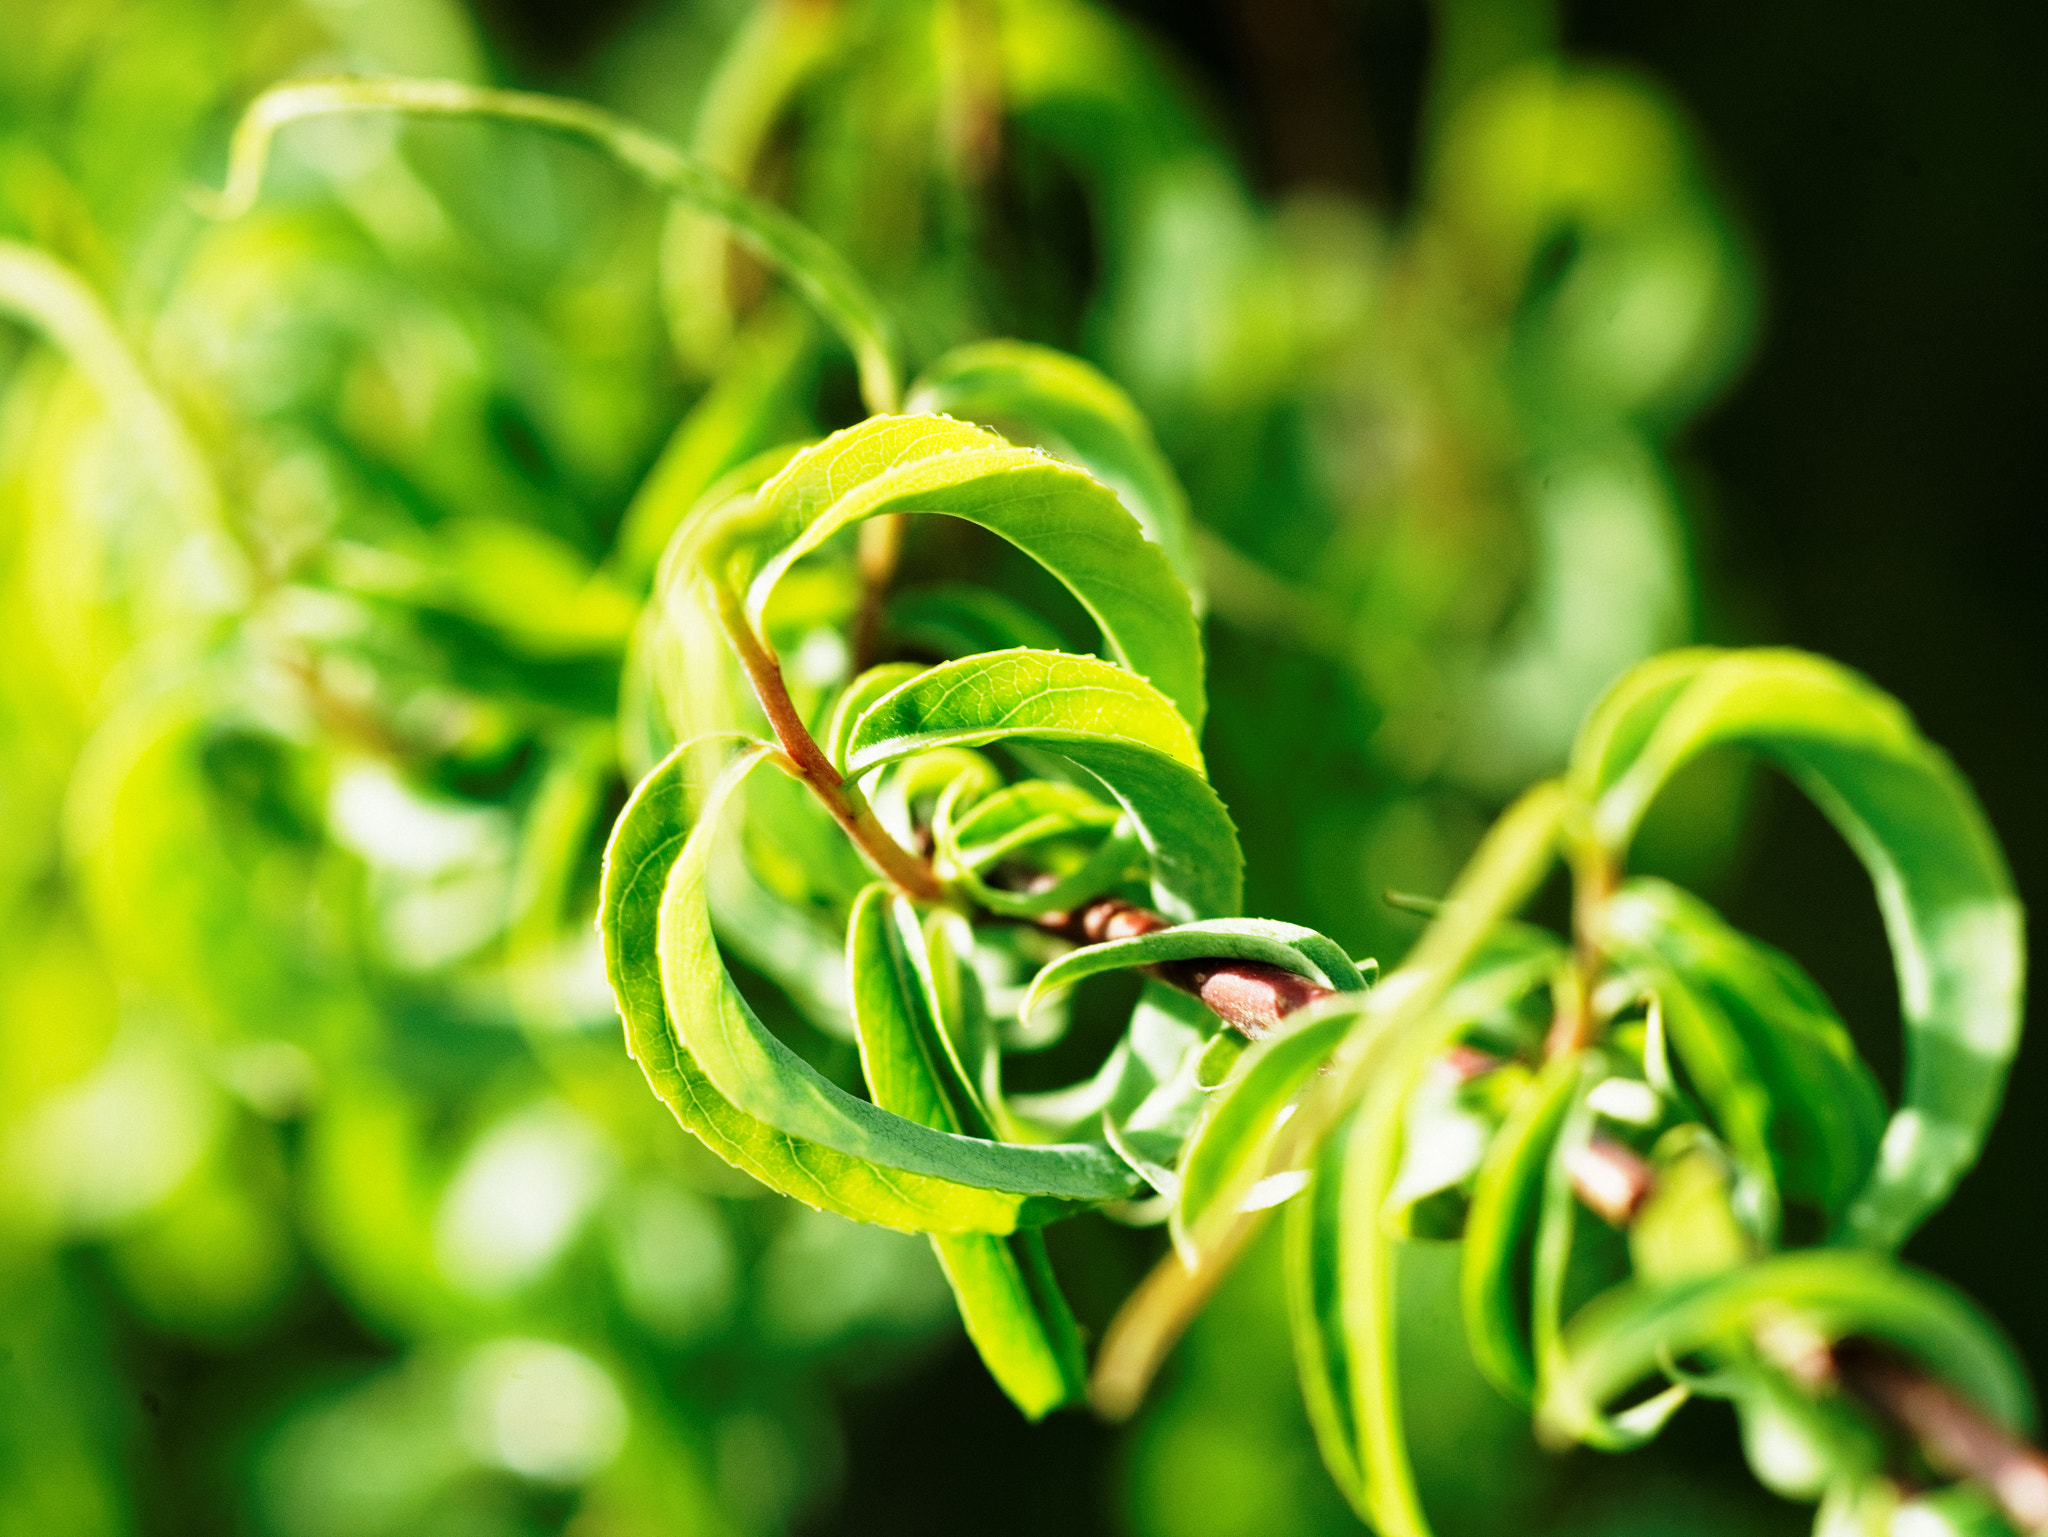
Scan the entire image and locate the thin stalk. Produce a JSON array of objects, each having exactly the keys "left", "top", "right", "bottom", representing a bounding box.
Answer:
[
  {"left": 709, "top": 582, "right": 942, "bottom": 901},
  {"left": 202, "top": 77, "right": 902, "bottom": 415},
  {"left": 1574, "top": 1138, "right": 2048, "bottom": 1535},
  {"left": 1037, "top": 895, "right": 1330, "bottom": 1039}
]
